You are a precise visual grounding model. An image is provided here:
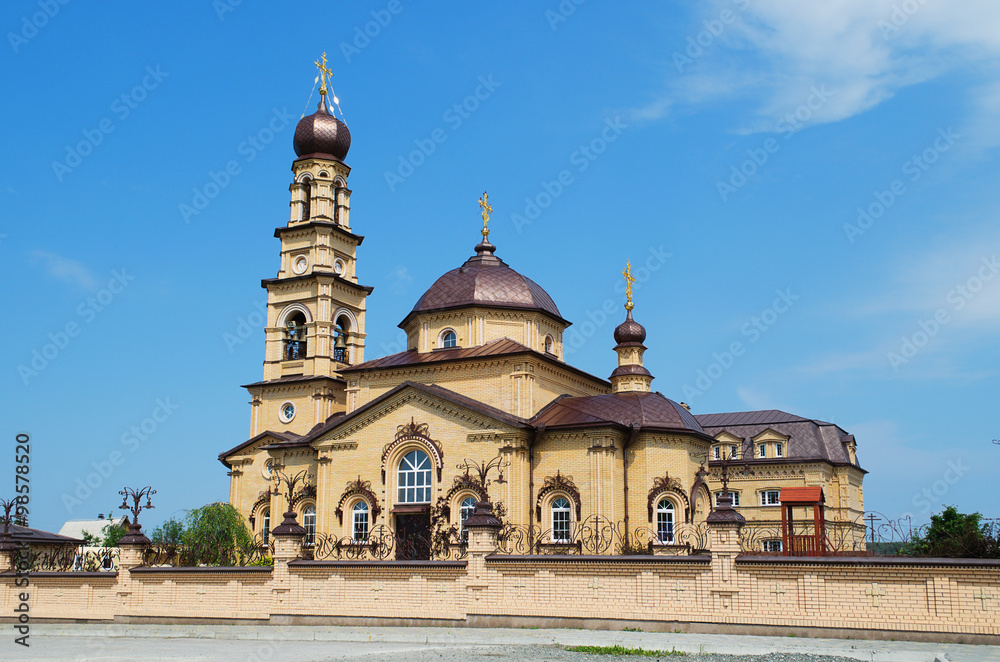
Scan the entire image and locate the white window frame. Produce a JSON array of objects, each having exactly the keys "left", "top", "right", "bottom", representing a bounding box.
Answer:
[
  {"left": 758, "top": 443, "right": 766, "bottom": 458},
  {"left": 713, "top": 446, "right": 721, "bottom": 460},
  {"left": 544, "top": 335, "right": 555, "bottom": 354},
  {"left": 261, "top": 509, "right": 270, "bottom": 545},
  {"left": 760, "top": 490, "right": 781, "bottom": 506},
  {"left": 440, "top": 329, "right": 457, "bottom": 349},
  {"left": 302, "top": 504, "right": 317, "bottom": 546},
  {"left": 763, "top": 539, "right": 783, "bottom": 553},
  {"left": 459, "top": 496, "right": 477, "bottom": 542},
  {"left": 714, "top": 491, "right": 740, "bottom": 507},
  {"left": 656, "top": 498, "right": 675, "bottom": 544},
  {"left": 397, "top": 450, "right": 432, "bottom": 504},
  {"left": 352, "top": 501, "right": 369, "bottom": 542},
  {"left": 775, "top": 442, "right": 784, "bottom": 458},
  {"left": 730, "top": 445, "right": 738, "bottom": 460},
  {"left": 551, "top": 497, "right": 571, "bottom": 542}
]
